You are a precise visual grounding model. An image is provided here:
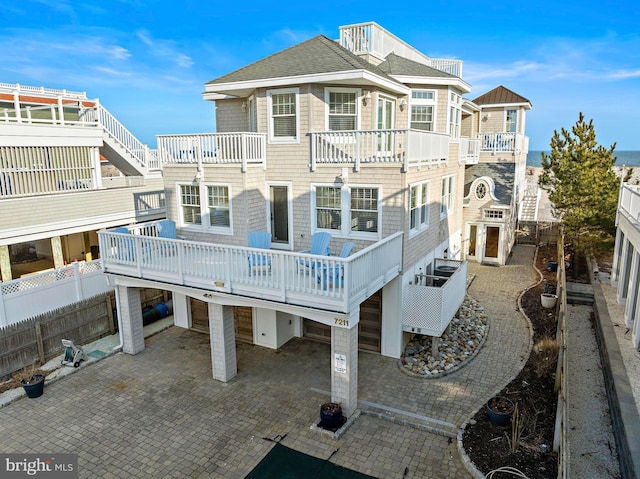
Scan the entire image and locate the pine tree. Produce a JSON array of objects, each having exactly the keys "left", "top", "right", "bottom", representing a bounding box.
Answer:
[{"left": 538, "top": 113, "right": 619, "bottom": 256}]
